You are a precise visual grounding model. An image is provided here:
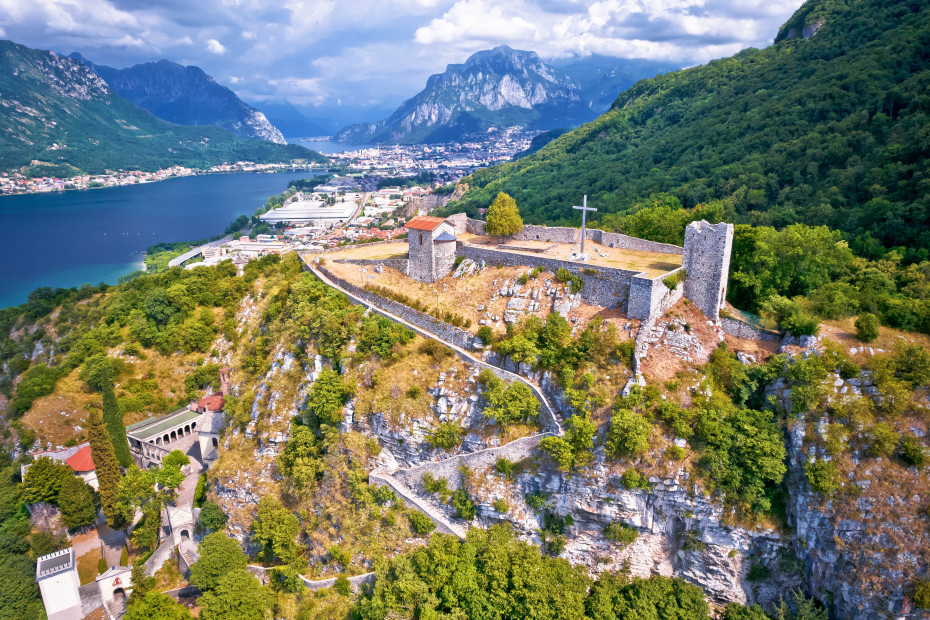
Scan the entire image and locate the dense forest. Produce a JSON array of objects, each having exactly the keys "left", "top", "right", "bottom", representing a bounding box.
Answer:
[{"left": 444, "top": 0, "right": 930, "bottom": 251}]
